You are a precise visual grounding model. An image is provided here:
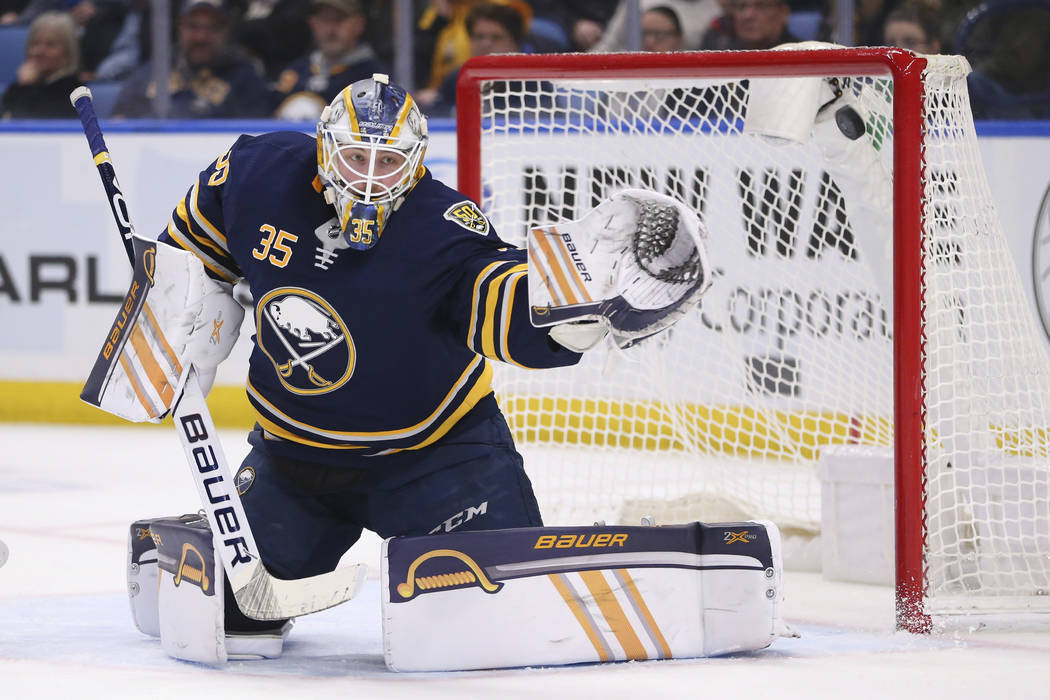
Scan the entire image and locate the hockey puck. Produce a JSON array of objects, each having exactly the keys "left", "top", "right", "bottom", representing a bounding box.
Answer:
[
  {"left": 0, "top": 539, "right": 8, "bottom": 568},
  {"left": 835, "top": 105, "right": 866, "bottom": 141}
]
